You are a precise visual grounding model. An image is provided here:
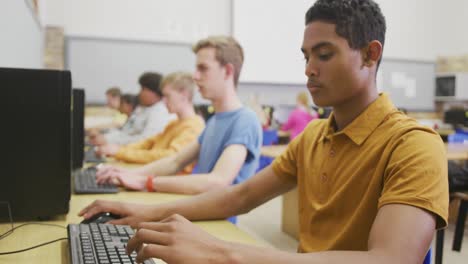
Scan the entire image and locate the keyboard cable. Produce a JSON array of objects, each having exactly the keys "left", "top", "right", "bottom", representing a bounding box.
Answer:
[{"left": 0, "top": 222, "right": 67, "bottom": 255}]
